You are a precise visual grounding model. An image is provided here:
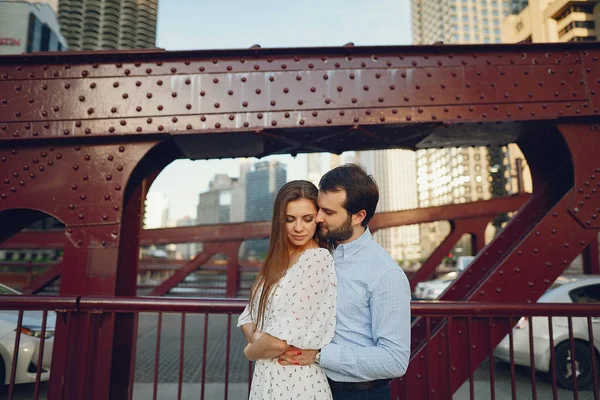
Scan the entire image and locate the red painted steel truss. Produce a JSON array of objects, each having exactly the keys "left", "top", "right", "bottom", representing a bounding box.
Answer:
[{"left": 0, "top": 42, "right": 599, "bottom": 399}]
